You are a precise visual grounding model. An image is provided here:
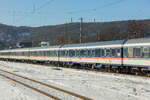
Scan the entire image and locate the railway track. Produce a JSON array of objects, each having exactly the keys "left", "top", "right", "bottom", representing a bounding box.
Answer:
[{"left": 0, "top": 66, "right": 92, "bottom": 100}]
